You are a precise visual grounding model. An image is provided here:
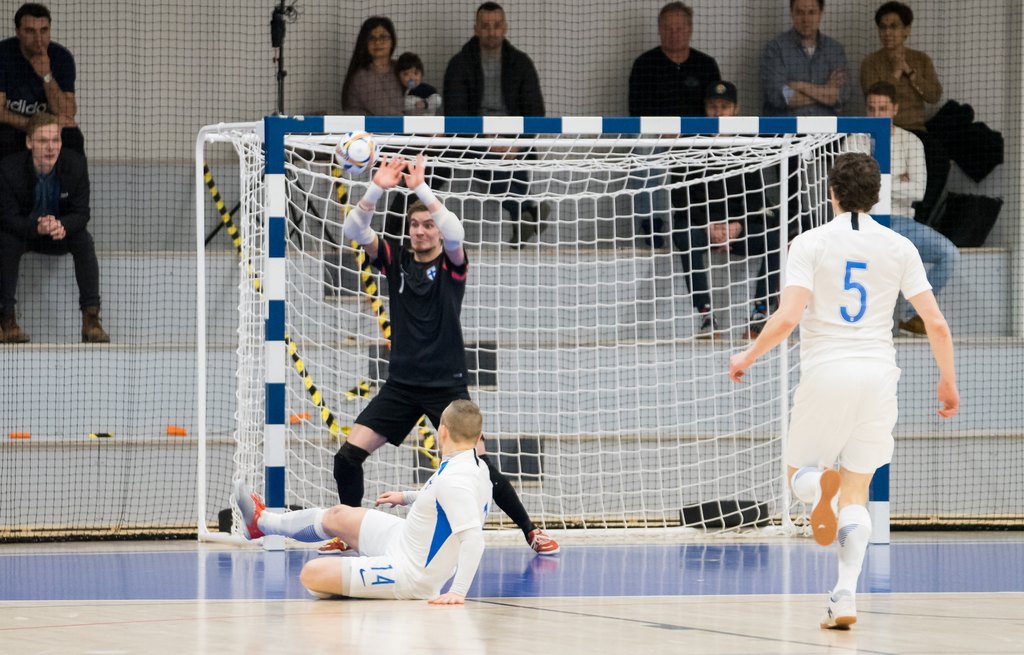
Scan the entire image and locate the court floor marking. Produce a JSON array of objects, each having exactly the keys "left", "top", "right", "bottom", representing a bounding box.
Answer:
[{"left": 473, "top": 597, "right": 892, "bottom": 654}]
